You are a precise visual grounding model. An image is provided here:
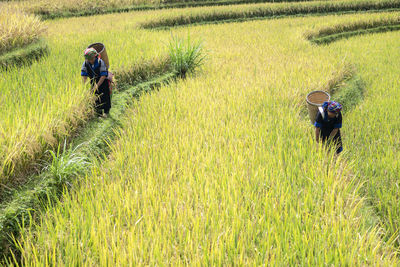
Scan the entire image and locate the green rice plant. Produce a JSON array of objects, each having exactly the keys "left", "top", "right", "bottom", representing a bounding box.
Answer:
[{"left": 168, "top": 35, "right": 205, "bottom": 78}]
